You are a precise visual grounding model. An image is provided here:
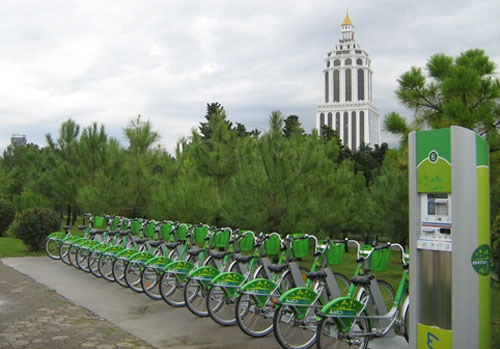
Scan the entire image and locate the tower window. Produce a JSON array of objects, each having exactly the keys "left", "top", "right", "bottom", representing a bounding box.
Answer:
[
  {"left": 345, "top": 58, "right": 352, "bottom": 66},
  {"left": 357, "top": 70, "right": 365, "bottom": 101},
  {"left": 327, "top": 113, "right": 333, "bottom": 128},
  {"left": 334, "top": 59, "right": 341, "bottom": 66},
  {"left": 356, "top": 58, "right": 363, "bottom": 65},
  {"left": 335, "top": 112, "right": 340, "bottom": 132},
  {"left": 343, "top": 112, "right": 349, "bottom": 146},
  {"left": 325, "top": 71, "right": 329, "bottom": 103},
  {"left": 351, "top": 112, "right": 357, "bottom": 150},
  {"left": 360, "top": 111, "right": 365, "bottom": 145},
  {"left": 334, "top": 70, "right": 340, "bottom": 102},
  {"left": 345, "top": 69, "right": 352, "bottom": 102}
]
